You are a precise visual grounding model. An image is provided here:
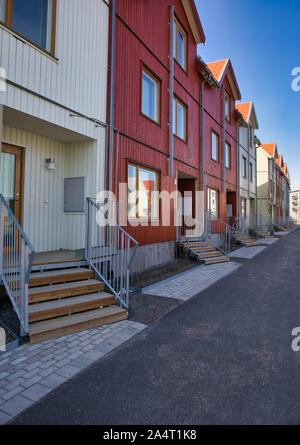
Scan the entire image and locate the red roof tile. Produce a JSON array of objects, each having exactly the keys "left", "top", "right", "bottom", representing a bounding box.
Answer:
[
  {"left": 261, "top": 143, "right": 276, "bottom": 157},
  {"left": 236, "top": 102, "right": 252, "bottom": 122},
  {"left": 276, "top": 154, "right": 282, "bottom": 167},
  {"left": 206, "top": 59, "right": 228, "bottom": 82}
]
